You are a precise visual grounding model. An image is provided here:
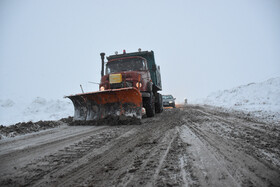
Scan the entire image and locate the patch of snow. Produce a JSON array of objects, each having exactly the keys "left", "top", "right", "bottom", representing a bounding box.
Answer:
[
  {"left": 0, "top": 99, "right": 15, "bottom": 108},
  {"left": 0, "top": 97, "right": 73, "bottom": 126},
  {"left": 195, "top": 77, "right": 280, "bottom": 122}
]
